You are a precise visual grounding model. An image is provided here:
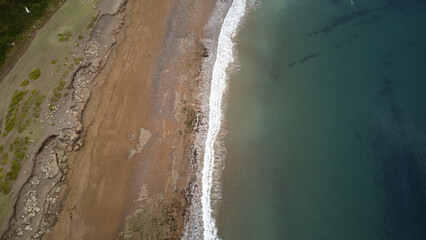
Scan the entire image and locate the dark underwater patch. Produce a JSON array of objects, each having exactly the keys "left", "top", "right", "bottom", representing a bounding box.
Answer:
[
  {"left": 299, "top": 53, "right": 320, "bottom": 63},
  {"left": 366, "top": 77, "right": 426, "bottom": 239}
]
